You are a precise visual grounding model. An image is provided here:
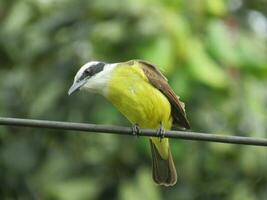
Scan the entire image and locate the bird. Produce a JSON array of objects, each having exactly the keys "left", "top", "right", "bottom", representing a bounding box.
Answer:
[{"left": 68, "top": 59, "right": 190, "bottom": 186}]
